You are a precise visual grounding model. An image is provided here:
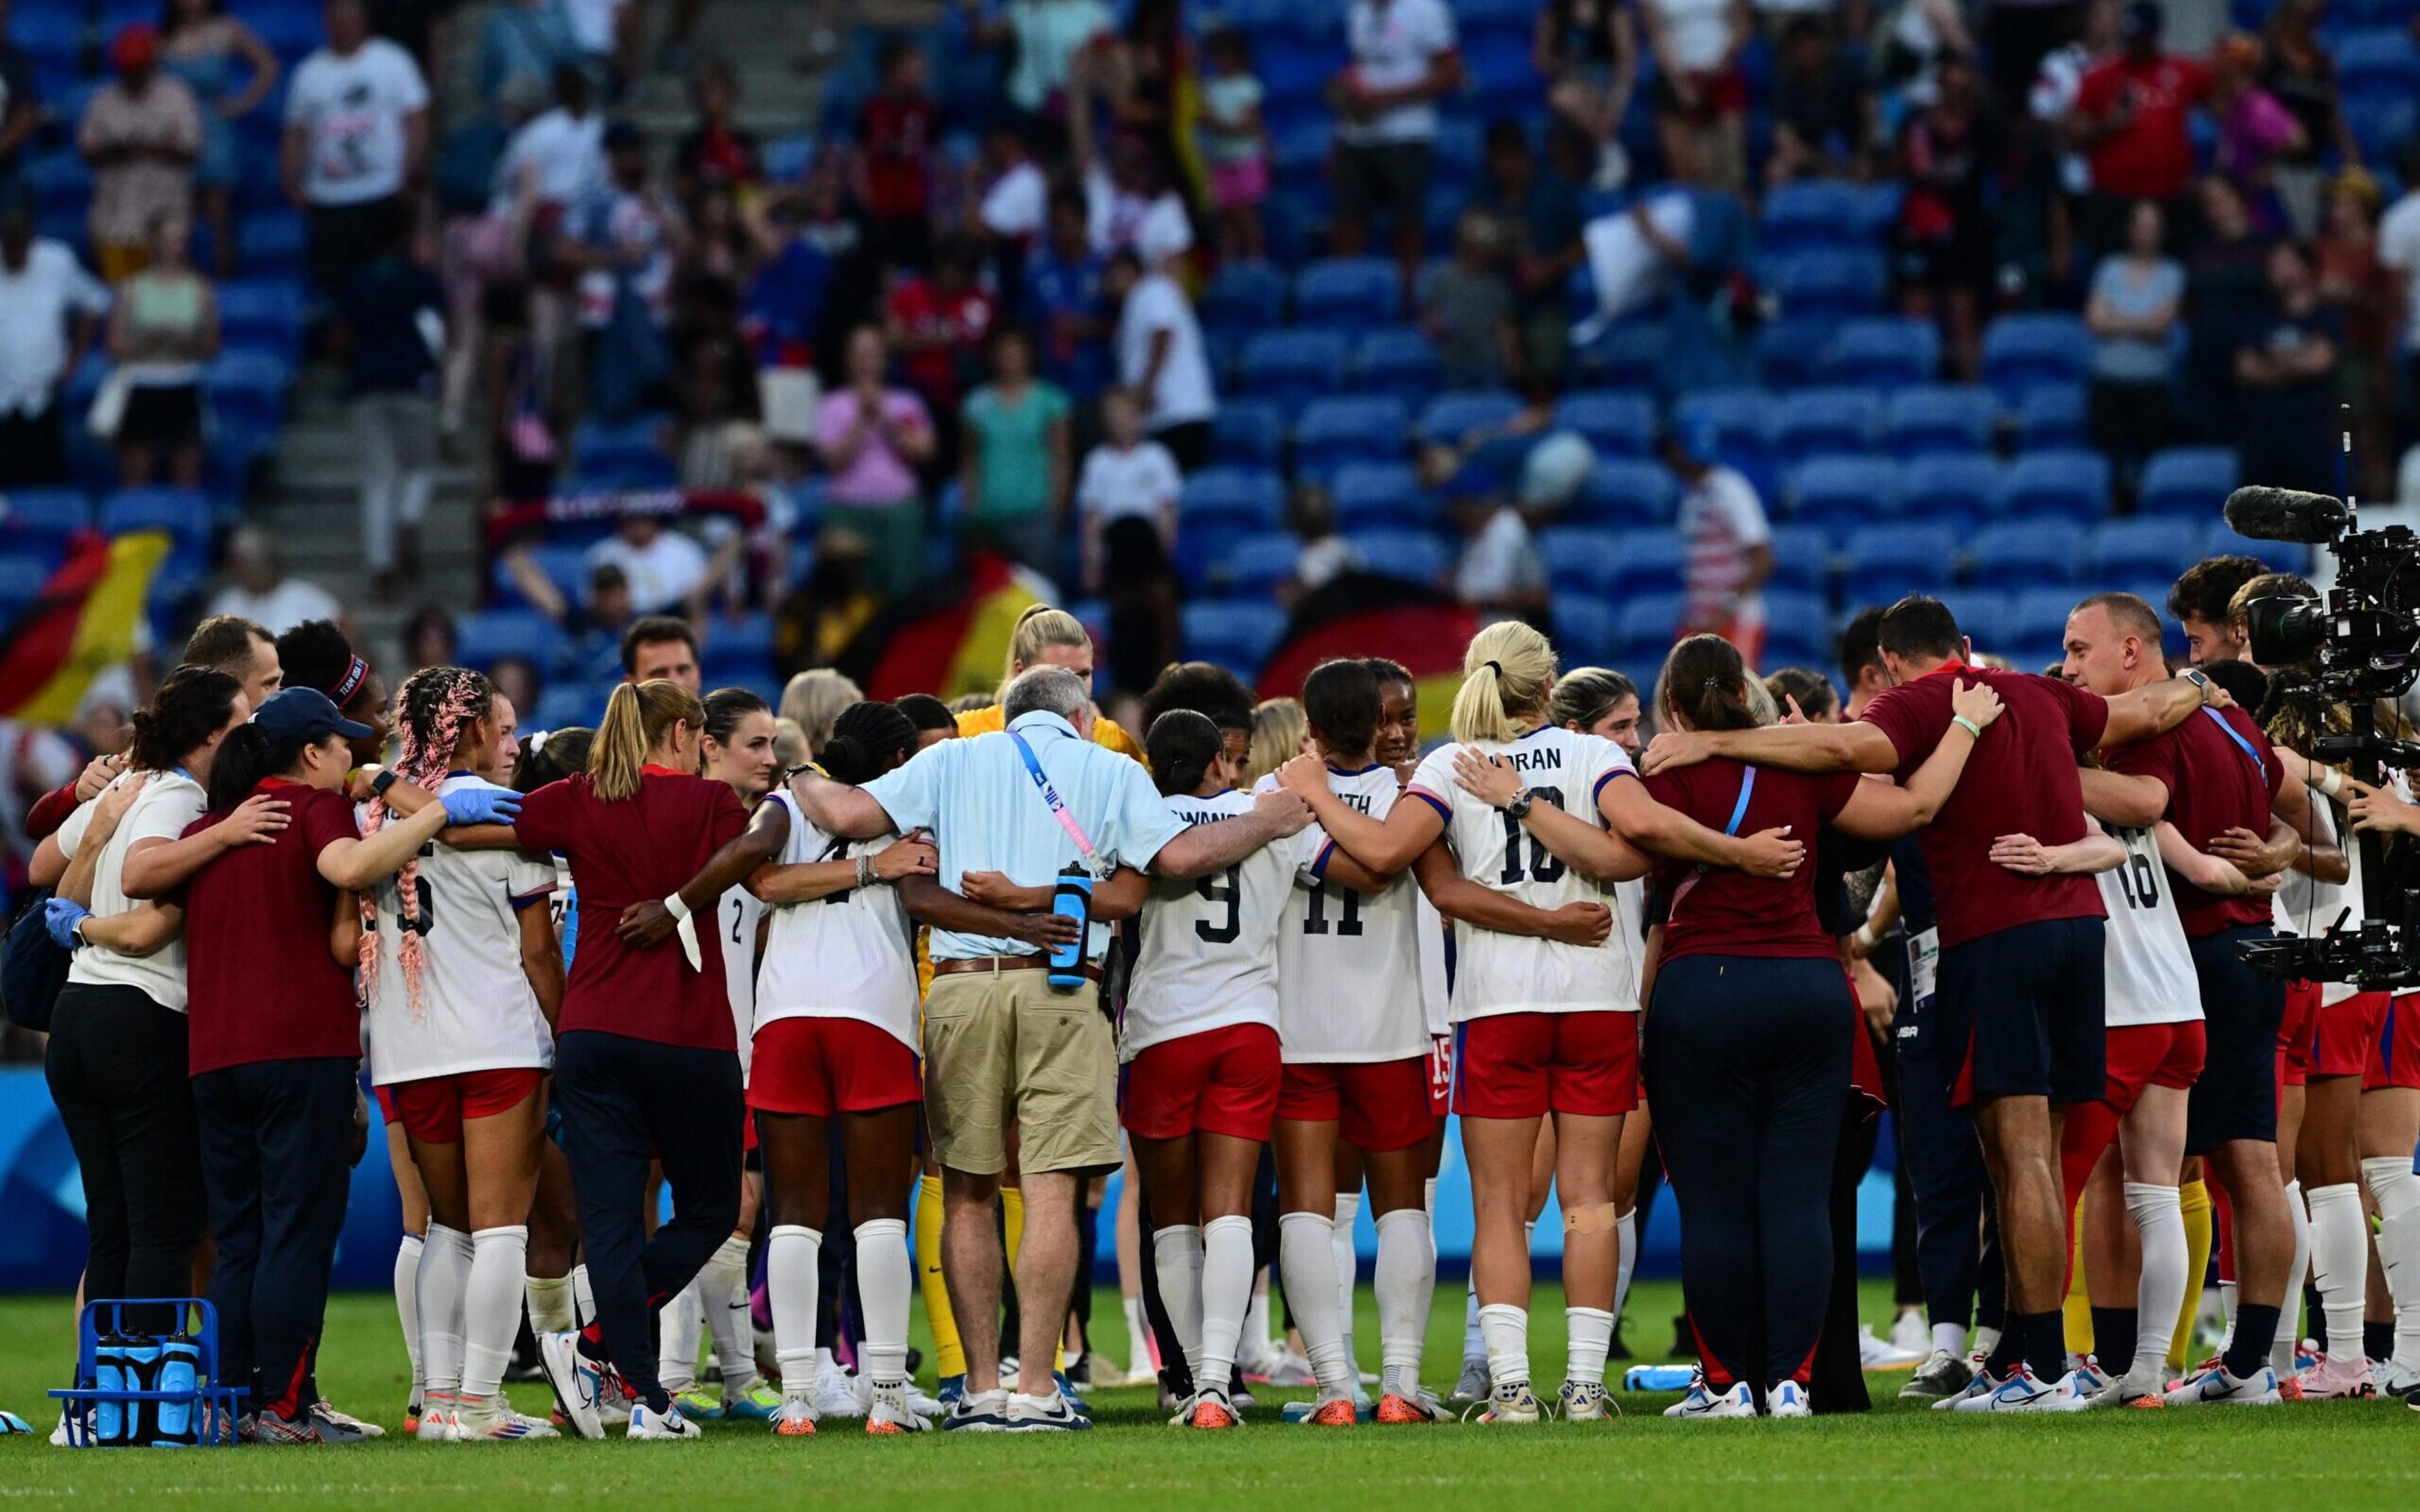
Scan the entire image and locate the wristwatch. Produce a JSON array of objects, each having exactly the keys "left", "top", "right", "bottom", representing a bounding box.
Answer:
[
  {"left": 1504, "top": 788, "right": 1536, "bottom": 820},
  {"left": 2182, "top": 668, "right": 2214, "bottom": 706}
]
